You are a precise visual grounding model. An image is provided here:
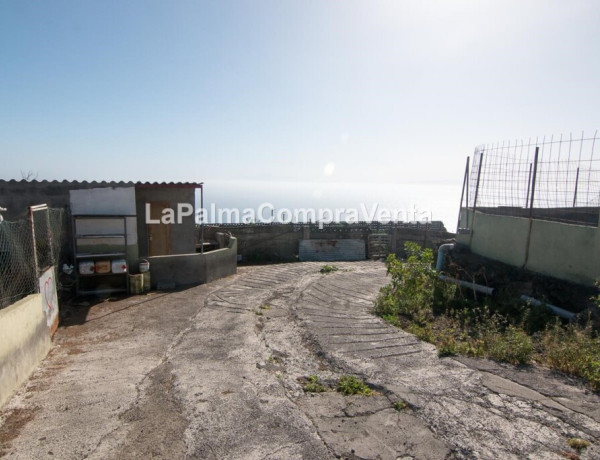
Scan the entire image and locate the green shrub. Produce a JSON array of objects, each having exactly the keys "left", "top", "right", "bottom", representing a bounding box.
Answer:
[
  {"left": 374, "top": 243, "right": 454, "bottom": 325},
  {"left": 337, "top": 375, "right": 373, "bottom": 396},
  {"left": 320, "top": 264, "right": 339, "bottom": 274}
]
